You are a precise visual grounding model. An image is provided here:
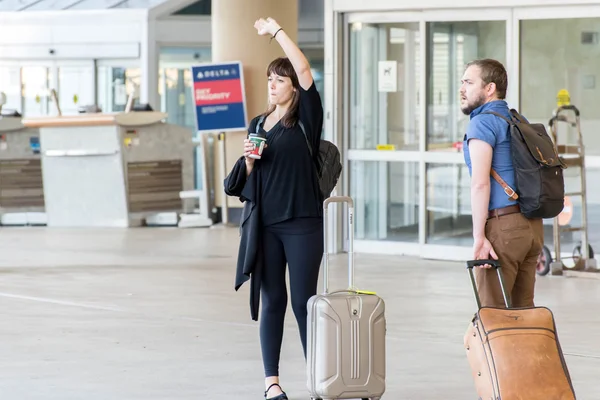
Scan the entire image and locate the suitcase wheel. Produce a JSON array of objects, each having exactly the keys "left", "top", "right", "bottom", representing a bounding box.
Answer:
[{"left": 536, "top": 245, "right": 552, "bottom": 276}]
